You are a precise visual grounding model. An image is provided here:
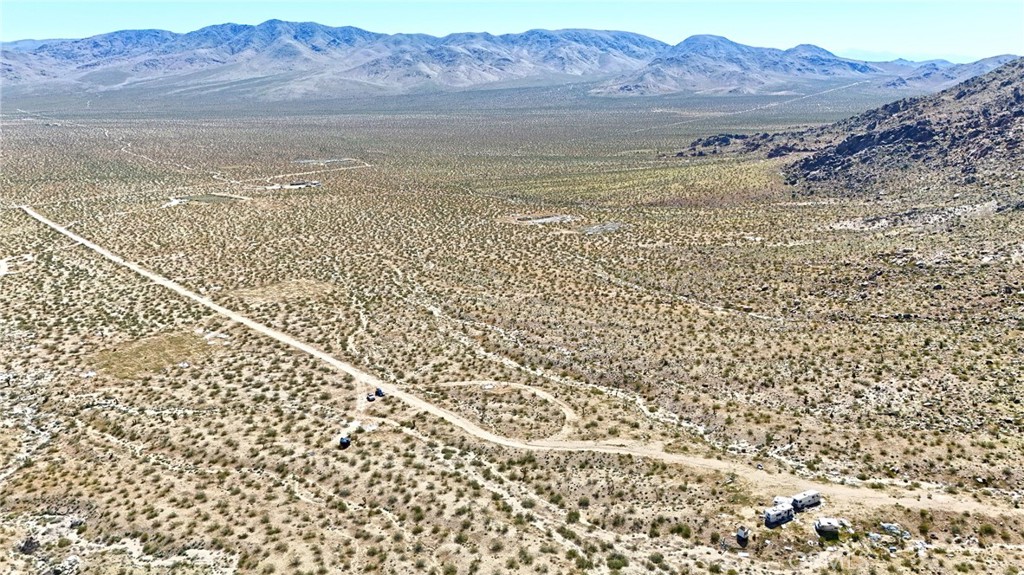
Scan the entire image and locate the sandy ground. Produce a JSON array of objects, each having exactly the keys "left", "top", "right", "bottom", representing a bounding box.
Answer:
[{"left": 18, "top": 204, "right": 1023, "bottom": 525}]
